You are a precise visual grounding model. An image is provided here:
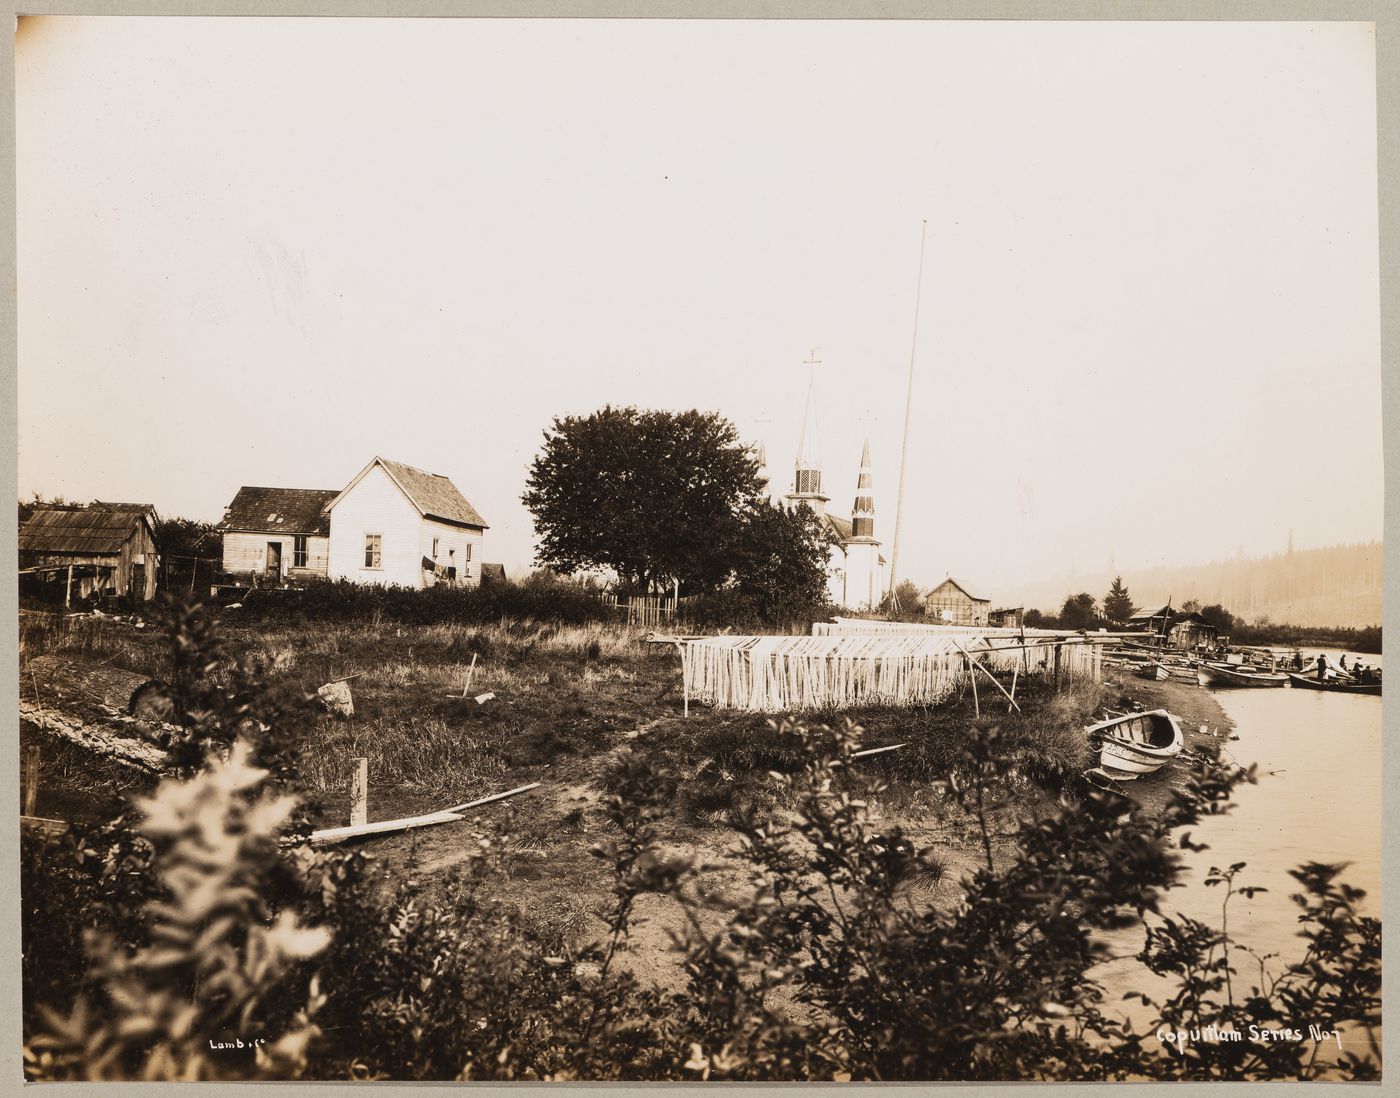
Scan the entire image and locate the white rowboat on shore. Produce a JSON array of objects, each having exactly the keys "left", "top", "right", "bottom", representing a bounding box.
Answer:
[{"left": 1085, "top": 709, "right": 1185, "bottom": 776}]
